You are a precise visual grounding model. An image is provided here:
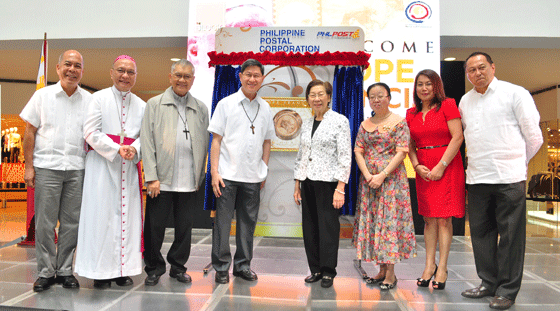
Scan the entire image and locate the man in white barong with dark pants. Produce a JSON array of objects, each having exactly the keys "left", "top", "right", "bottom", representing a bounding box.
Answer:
[
  {"left": 21, "top": 50, "right": 91, "bottom": 292},
  {"left": 75, "top": 55, "right": 146, "bottom": 289}
]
